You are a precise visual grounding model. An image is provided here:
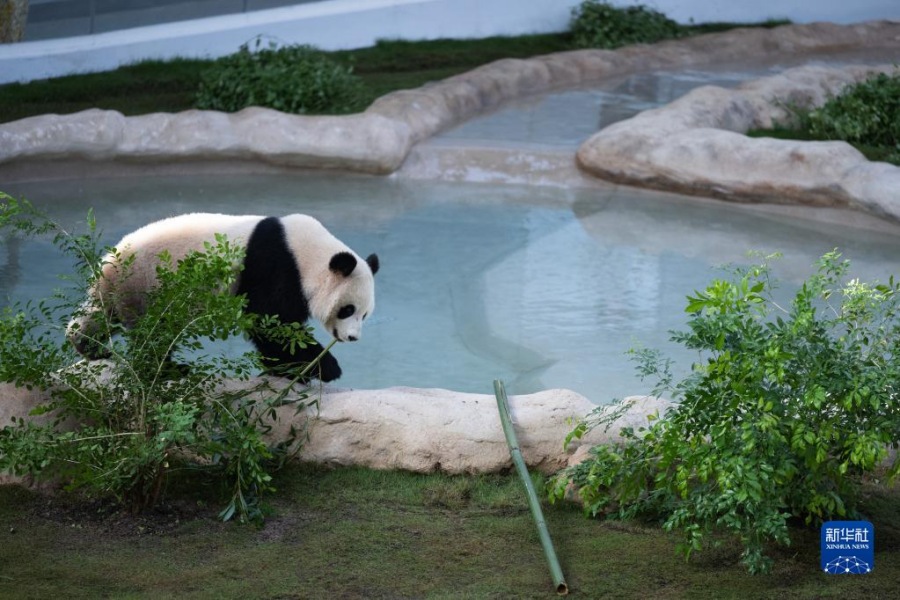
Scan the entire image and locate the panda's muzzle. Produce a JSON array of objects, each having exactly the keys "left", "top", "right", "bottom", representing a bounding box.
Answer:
[{"left": 333, "top": 327, "right": 358, "bottom": 342}]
